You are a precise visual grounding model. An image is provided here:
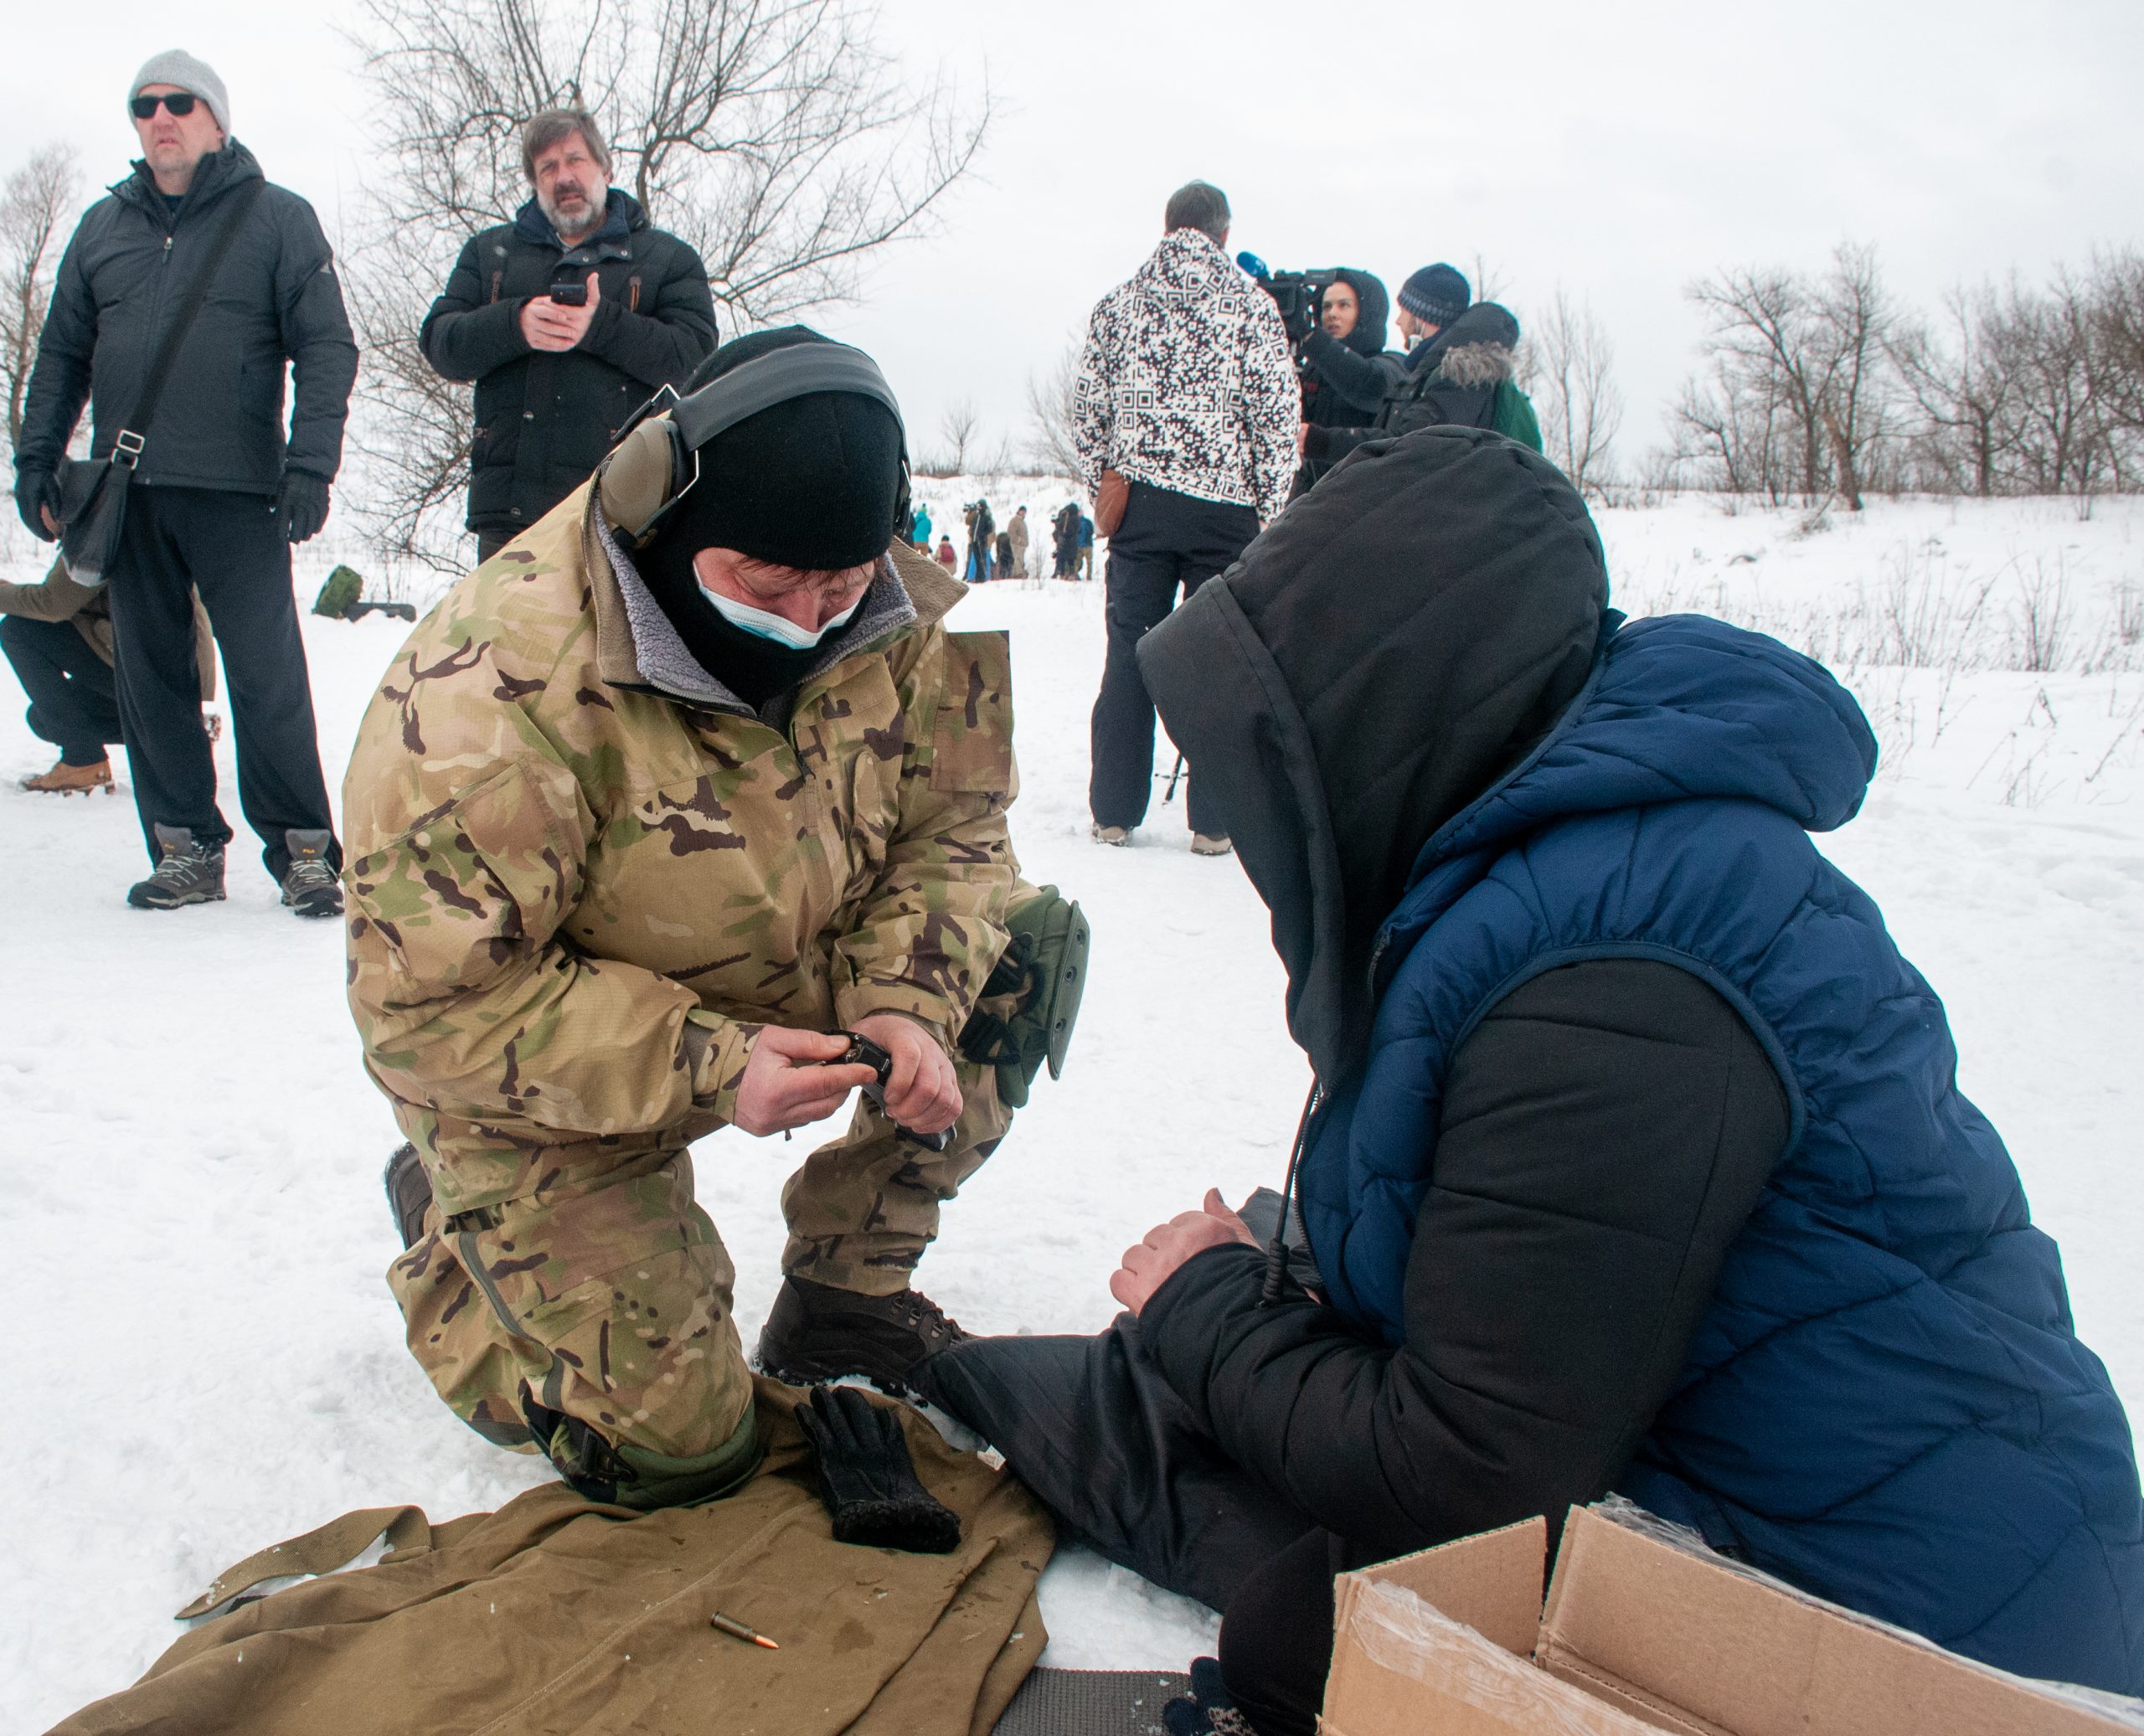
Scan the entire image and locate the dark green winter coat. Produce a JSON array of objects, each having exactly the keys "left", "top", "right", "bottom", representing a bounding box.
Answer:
[{"left": 420, "top": 191, "right": 718, "bottom": 534}]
